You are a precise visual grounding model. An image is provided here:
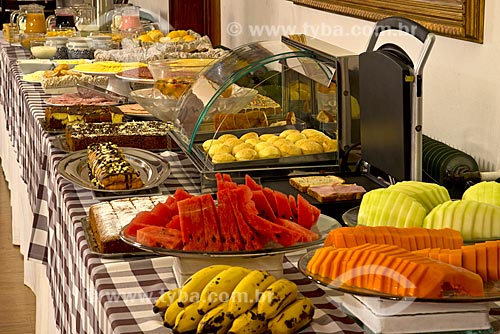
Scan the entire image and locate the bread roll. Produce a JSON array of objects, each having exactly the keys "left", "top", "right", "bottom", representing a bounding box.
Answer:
[
  {"left": 208, "top": 143, "right": 232, "bottom": 158},
  {"left": 278, "top": 144, "right": 302, "bottom": 157},
  {"left": 258, "top": 145, "right": 281, "bottom": 159},
  {"left": 218, "top": 134, "right": 238, "bottom": 142},
  {"left": 323, "top": 139, "right": 338, "bottom": 152},
  {"left": 301, "top": 129, "right": 324, "bottom": 138},
  {"left": 245, "top": 138, "right": 262, "bottom": 146},
  {"left": 235, "top": 148, "right": 258, "bottom": 161},
  {"left": 286, "top": 132, "right": 307, "bottom": 143},
  {"left": 260, "top": 133, "right": 278, "bottom": 142},
  {"left": 212, "top": 152, "right": 236, "bottom": 164},
  {"left": 239, "top": 132, "right": 259, "bottom": 141},
  {"left": 224, "top": 138, "right": 244, "bottom": 148},
  {"left": 279, "top": 129, "right": 300, "bottom": 138},
  {"left": 232, "top": 142, "right": 253, "bottom": 155},
  {"left": 296, "top": 140, "right": 323, "bottom": 154},
  {"left": 202, "top": 139, "right": 219, "bottom": 152},
  {"left": 254, "top": 141, "right": 273, "bottom": 152},
  {"left": 308, "top": 134, "right": 329, "bottom": 144},
  {"left": 273, "top": 138, "right": 292, "bottom": 148}
]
